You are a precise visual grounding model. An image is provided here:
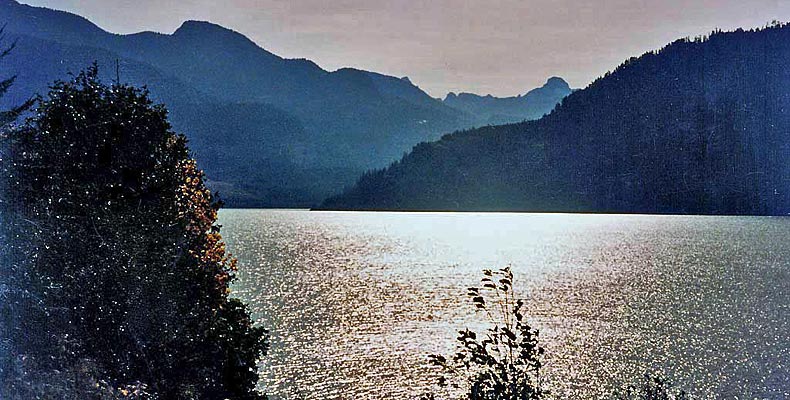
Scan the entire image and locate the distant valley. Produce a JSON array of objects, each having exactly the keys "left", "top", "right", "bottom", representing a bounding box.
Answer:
[
  {"left": 444, "top": 77, "right": 573, "bottom": 126},
  {"left": 0, "top": 0, "right": 569, "bottom": 207}
]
